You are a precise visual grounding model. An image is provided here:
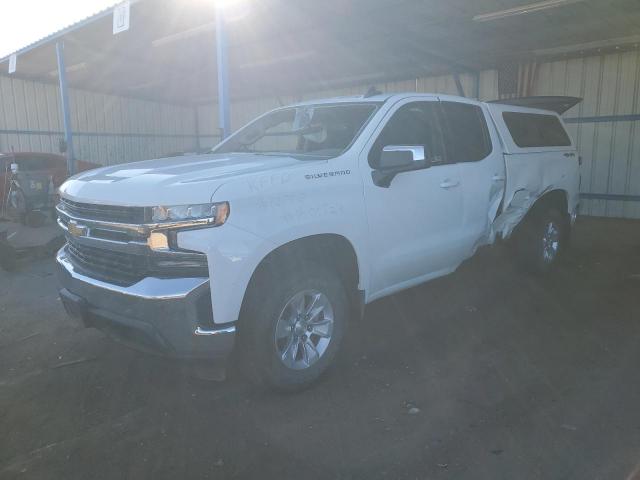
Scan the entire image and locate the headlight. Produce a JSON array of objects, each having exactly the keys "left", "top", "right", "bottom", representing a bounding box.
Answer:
[{"left": 150, "top": 202, "right": 230, "bottom": 226}]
